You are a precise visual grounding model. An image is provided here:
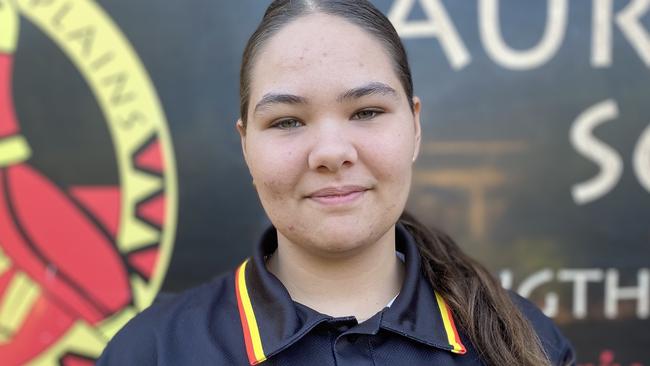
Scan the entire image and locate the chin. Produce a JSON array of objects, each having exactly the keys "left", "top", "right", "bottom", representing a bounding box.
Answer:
[
  {"left": 282, "top": 217, "right": 390, "bottom": 257},
  {"left": 316, "top": 233, "right": 370, "bottom": 253}
]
